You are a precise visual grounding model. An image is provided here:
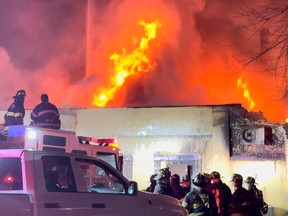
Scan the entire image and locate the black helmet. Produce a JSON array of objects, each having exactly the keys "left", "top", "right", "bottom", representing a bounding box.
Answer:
[
  {"left": 210, "top": 171, "right": 221, "bottom": 179},
  {"left": 154, "top": 168, "right": 171, "bottom": 181},
  {"left": 13, "top": 90, "right": 26, "bottom": 98},
  {"left": 192, "top": 173, "right": 207, "bottom": 187},
  {"left": 232, "top": 173, "right": 243, "bottom": 184},
  {"left": 245, "top": 176, "right": 257, "bottom": 184}
]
